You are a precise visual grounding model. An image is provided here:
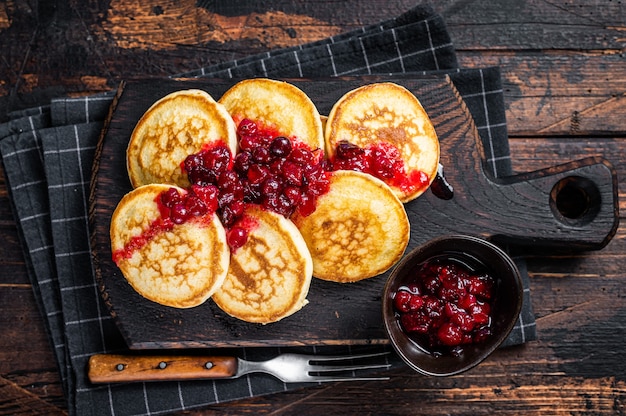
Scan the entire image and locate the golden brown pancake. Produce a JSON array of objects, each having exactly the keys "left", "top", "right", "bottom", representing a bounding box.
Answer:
[
  {"left": 218, "top": 78, "right": 324, "bottom": 151},
  {"left": 291, "top": 170, "right": 410, "bottom": 283},
  {"left": 110, "top": 184, "right": 229, "bottom": 308},
  {"left": 325, "top": 82, "right": 440, "bottom": 202},
  {"left": 127, "top": 89, "right": 238, "bottom": 188},
  {"left": 212, "top": 204, "right": 313, "bottom": 323}
]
